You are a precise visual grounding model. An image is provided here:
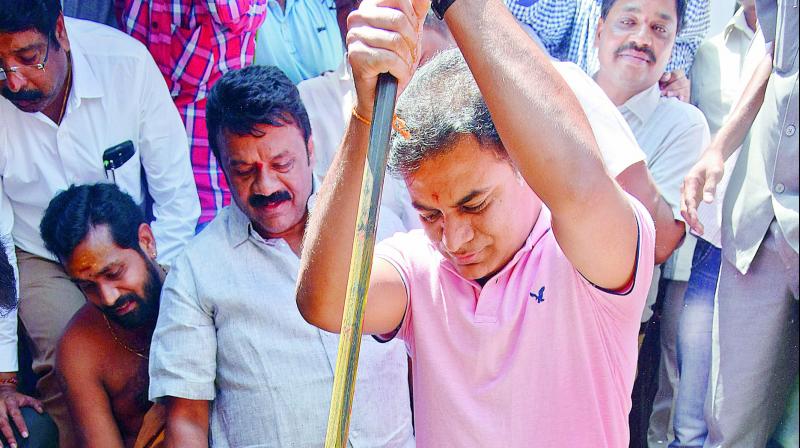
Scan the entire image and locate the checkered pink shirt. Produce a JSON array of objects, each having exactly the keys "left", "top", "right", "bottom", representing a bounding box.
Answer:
[{"left": 118, "top": 1, "right": 268, "bottom": 107}]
